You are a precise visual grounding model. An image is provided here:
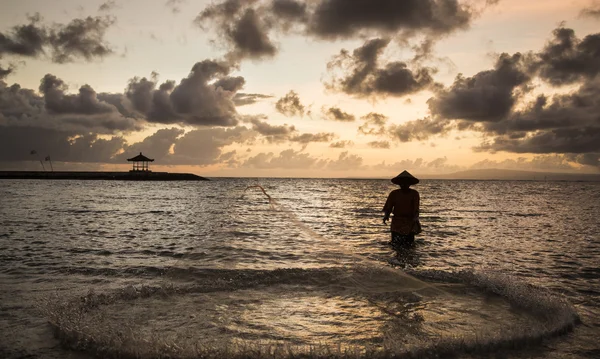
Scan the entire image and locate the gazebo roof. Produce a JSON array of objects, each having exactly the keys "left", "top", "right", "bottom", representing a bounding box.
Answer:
[{"left": 127, "top": 152, "right": 154, "bottom": 162}]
